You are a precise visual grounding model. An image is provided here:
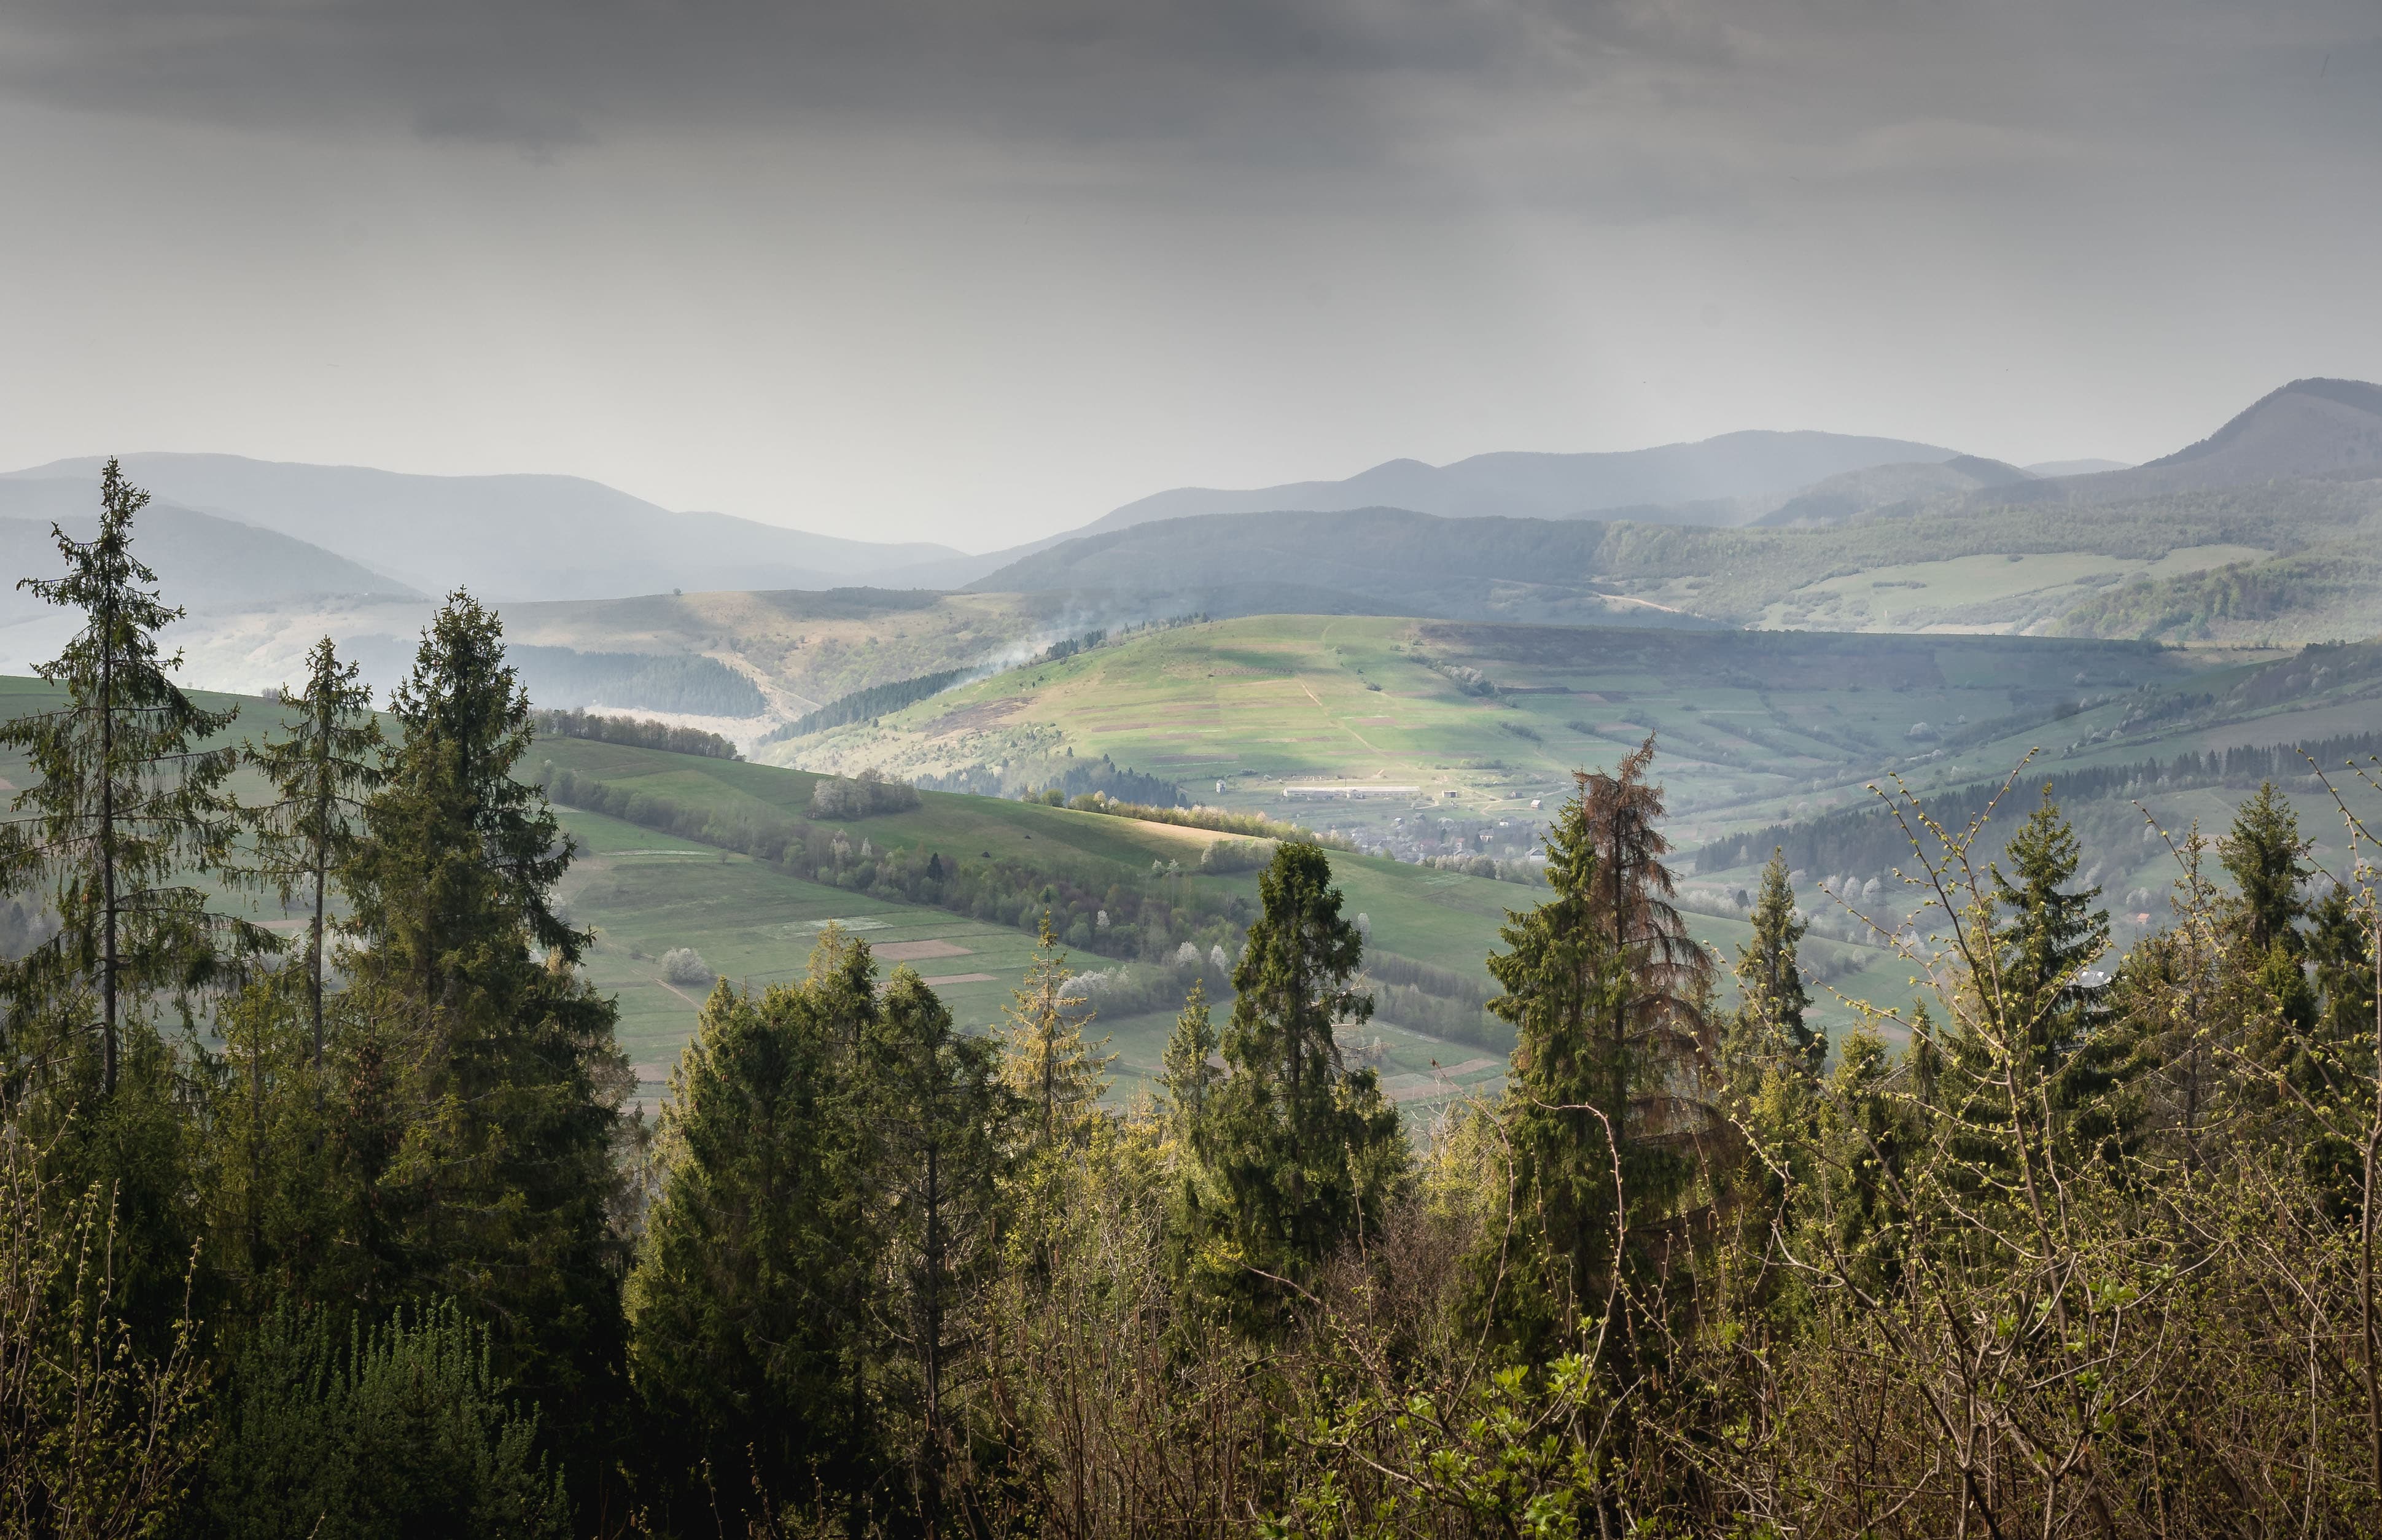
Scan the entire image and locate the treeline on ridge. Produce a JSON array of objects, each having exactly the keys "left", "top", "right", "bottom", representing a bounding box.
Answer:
[
  {"left": 534, "top": 707, "right": 742, "bottom": 760},
  {"left": 510, "top": 642, "right": 768, "bottom": 717},
  {"left": 541, "top": 762, "right": 1259, "bottom": 966},
  {"left": 1698, "top": 728, "right": 2382, "bottom": 879},
  {"left": 918, "top": 753, "right": 1184, "bottom": 807},
  {"left": 1052, "top": 790, "right": 1356, "bottom": 850},
  {"left": 764, "top": 665, "right": 972, "bottom": 742}
]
